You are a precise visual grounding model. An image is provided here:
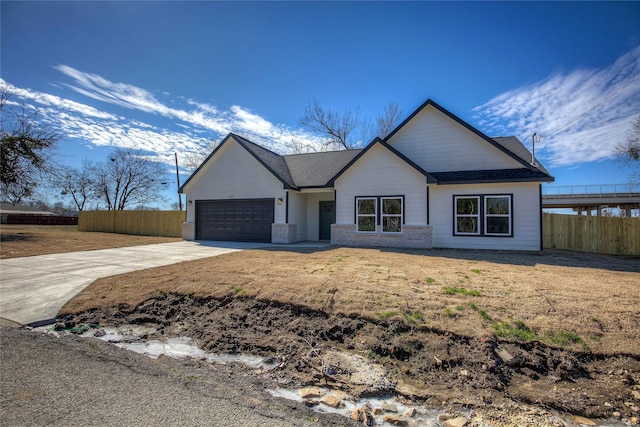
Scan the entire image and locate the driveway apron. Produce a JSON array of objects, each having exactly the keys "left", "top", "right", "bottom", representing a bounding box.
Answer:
[{"left": 0, "top": 241, "right": 266, "bottom": 326}]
